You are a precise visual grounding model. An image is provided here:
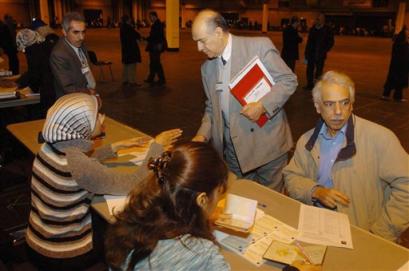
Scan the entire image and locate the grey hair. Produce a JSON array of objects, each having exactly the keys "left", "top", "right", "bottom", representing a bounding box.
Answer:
[
  {"left": 312, "top": 71, "right": 355, "bottom": 103},
  {"left": 202, "top": 9, "right": 228, "bottom": 33},
  {"left": 62, "top": 12, "right": 85, "bottom": 32}
]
